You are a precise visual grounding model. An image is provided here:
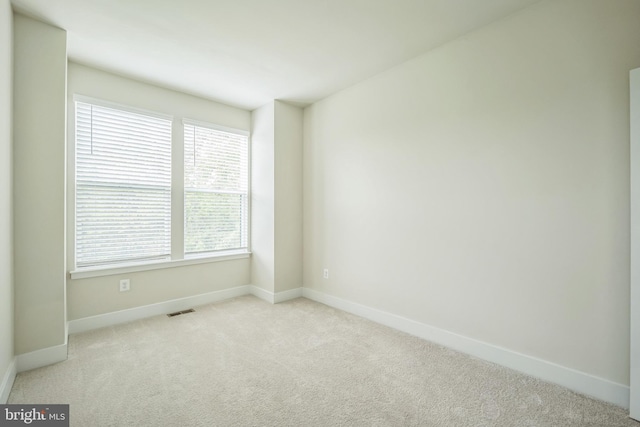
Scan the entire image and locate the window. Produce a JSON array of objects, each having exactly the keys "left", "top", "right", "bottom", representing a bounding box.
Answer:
[
  {"left": 73, "top": 98, "right": 250, "bottom": 272},
  {"left": 184, "top": 122, "right": 249, "bottom": 256},
  {"left": 75, "top": 101, "right": 172, "bottom": 268}
]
